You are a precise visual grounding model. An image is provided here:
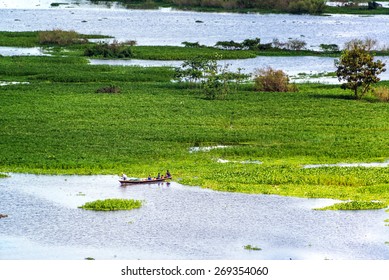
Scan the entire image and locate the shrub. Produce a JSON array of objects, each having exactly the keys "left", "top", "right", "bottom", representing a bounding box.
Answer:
[
  {"left": 288, "top": 0, "right": 326, "bottom": 14},
  {"left": 285, "top": 38, "right": 307, "bottom": 51},
  {"left": 84, "top": 40, "right": 133, "bottom": 58},
  {"left": 372, "top": 86, "right": 389, "bottom": 102},
  {"left": 254, "top": 67, "right": 297, "bottom": 92},
  {"left": 271, "top": 38, "right": 307, "bottom": 51},
  {"left": 38, "top": 29, "right": 87, "bottom": 46},
  {"left": 319, "top": 44, "right": 340, "bottom": 53}
]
